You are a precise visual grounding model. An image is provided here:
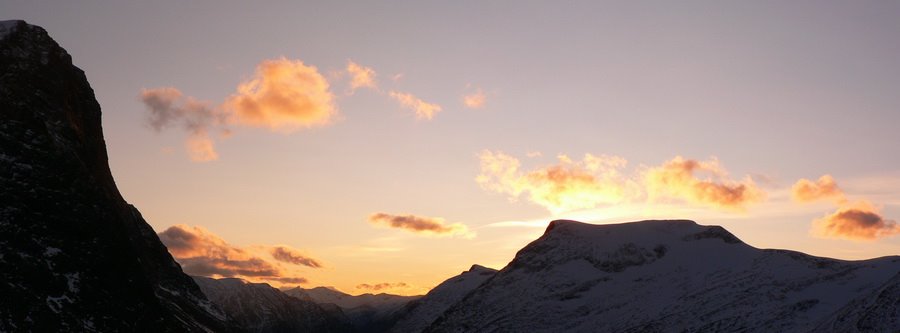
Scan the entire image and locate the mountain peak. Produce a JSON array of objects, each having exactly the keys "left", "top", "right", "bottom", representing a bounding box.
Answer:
[
  {"left": 540, "top": 219, "right": 735, "bottom": 246},
  {"left": 467, "top": 264, "right": 496, "bottom": 273}
]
